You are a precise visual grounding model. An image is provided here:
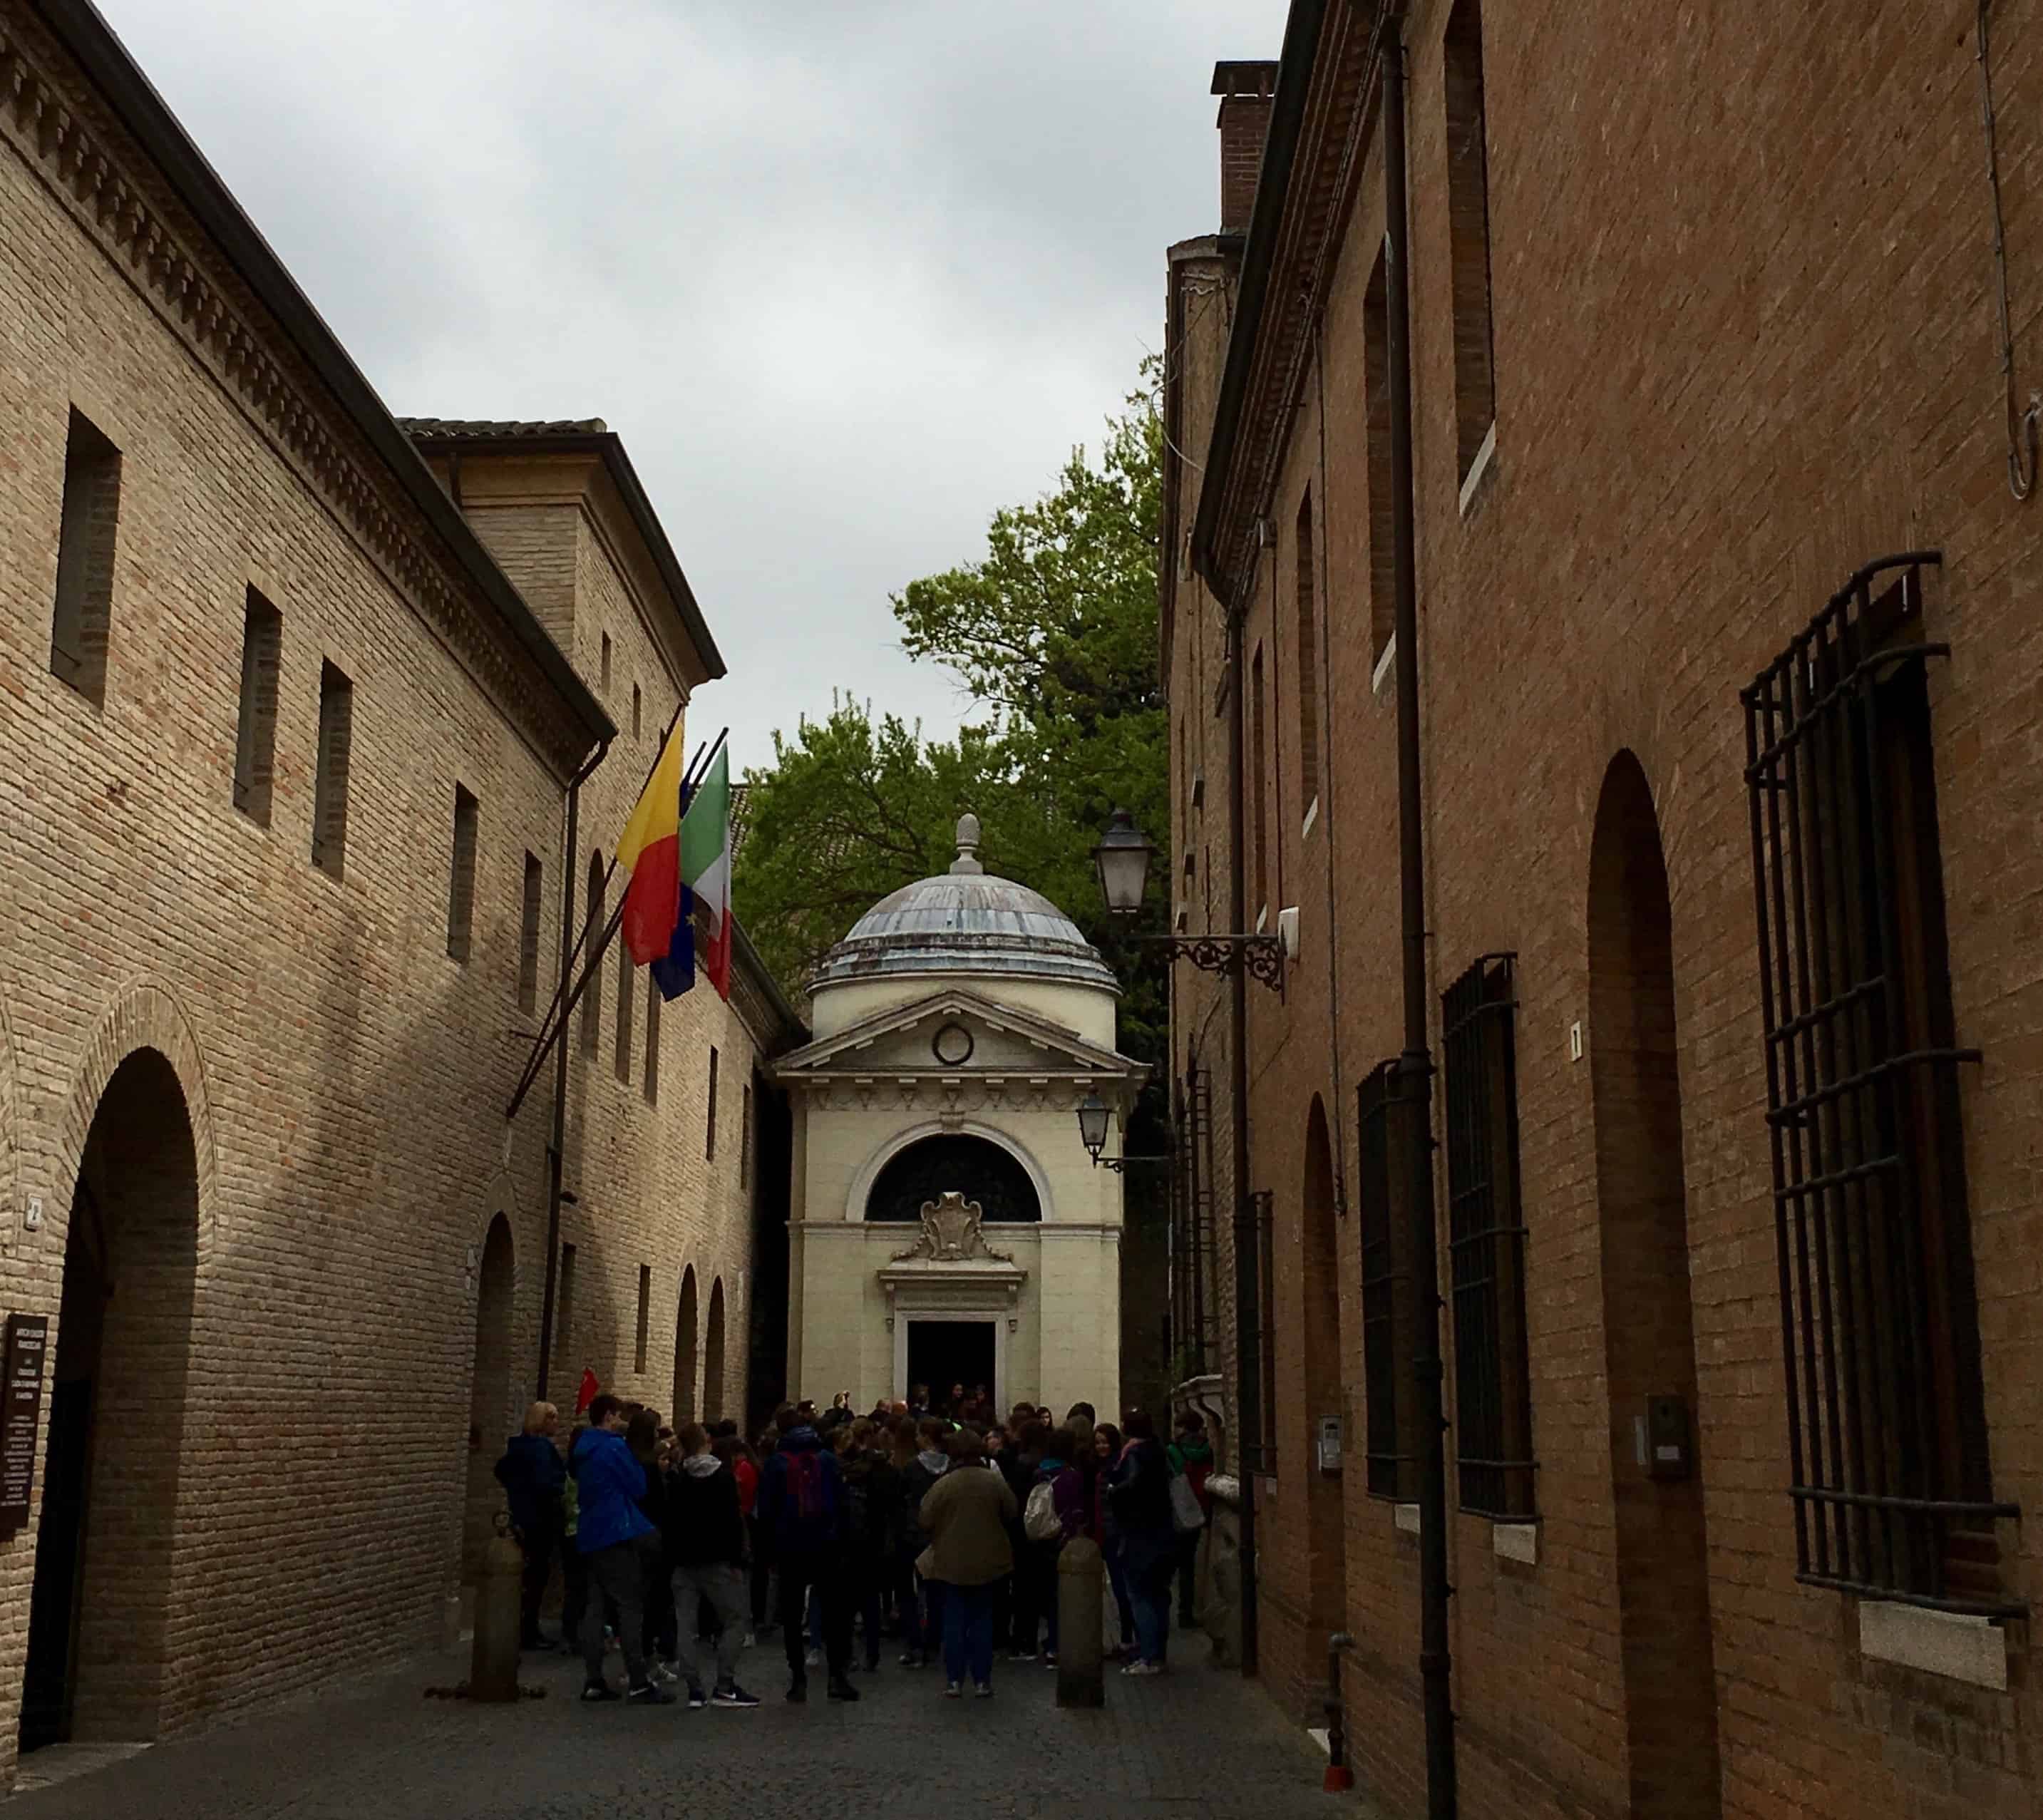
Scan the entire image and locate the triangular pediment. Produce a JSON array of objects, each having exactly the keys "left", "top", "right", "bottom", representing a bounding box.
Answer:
[{"left": 770, "top": 987, "right": 1143, "bottom": 1082}]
